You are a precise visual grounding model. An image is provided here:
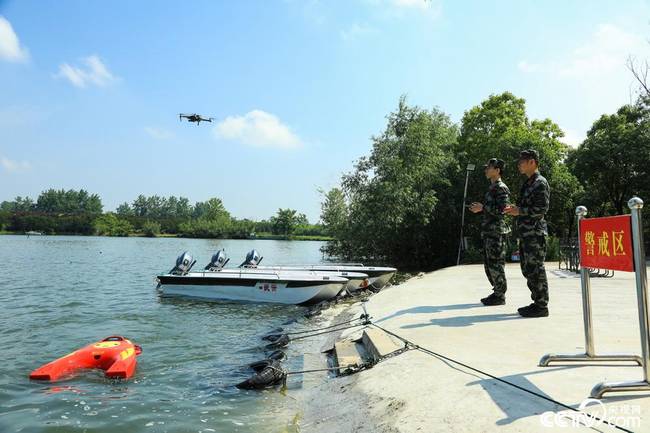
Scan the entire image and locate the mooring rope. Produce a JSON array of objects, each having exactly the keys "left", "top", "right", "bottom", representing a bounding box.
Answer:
[
  {"left": 289, "top": 322, "right": 367, "bottom": 341},
  {"left": 368, "top": 322, "right": 635, "bottom": 433},
  {"left": 284, "top": 364, "right": 368, "bottom": 375},
  {"left": 264, "top": 314, "right": 371, "bottom": 343},
  {"left": 281, "top": 316, "right": 367, "bottom": 335}
]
